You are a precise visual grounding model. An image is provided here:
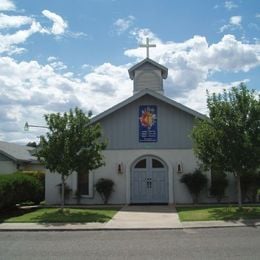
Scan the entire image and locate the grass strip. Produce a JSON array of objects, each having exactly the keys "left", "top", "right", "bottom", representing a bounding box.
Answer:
[
  {"left": 0, "top": 207, "right": 120, "bottom": 223},
  {"left": 177, "top": 206, "right": 260, "bottom": 222}
]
